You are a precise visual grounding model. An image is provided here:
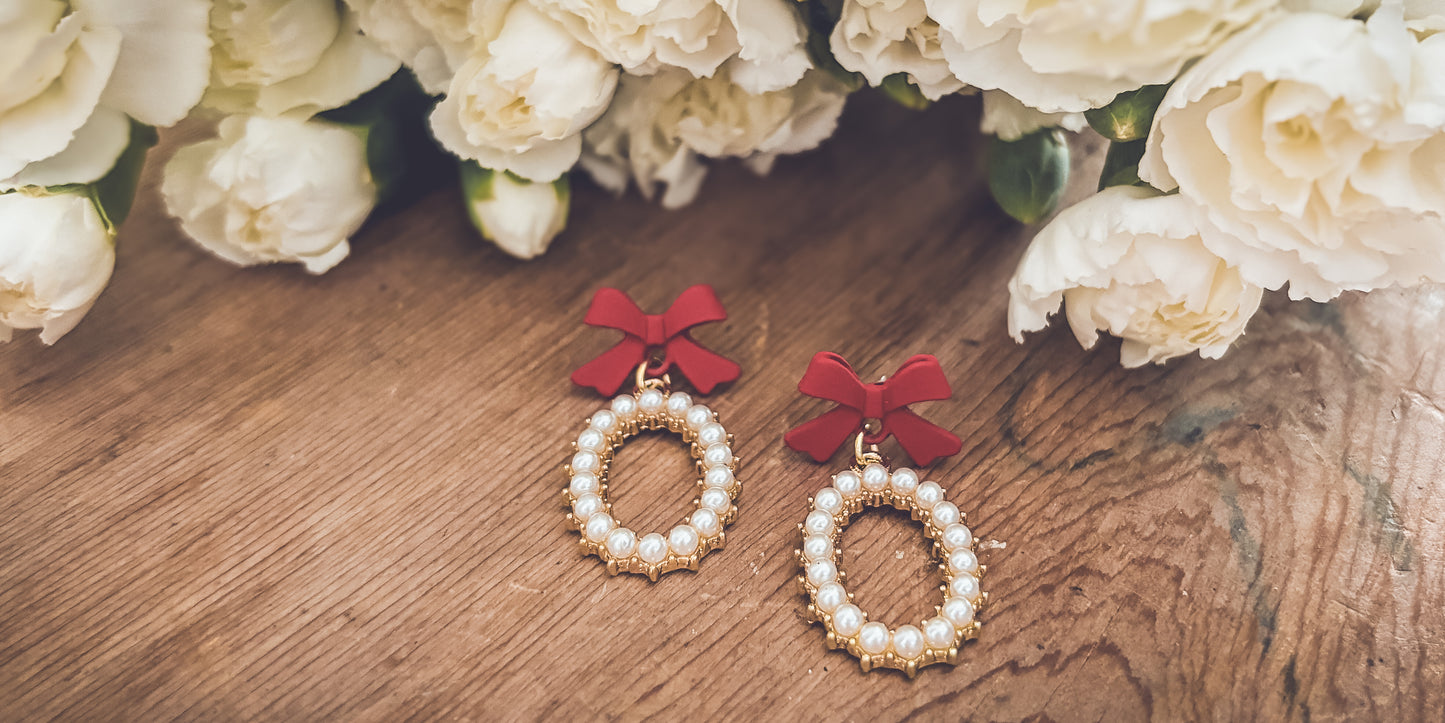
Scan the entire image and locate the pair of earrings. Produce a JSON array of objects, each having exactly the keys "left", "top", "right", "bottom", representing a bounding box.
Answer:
[{"left": 559, "top": 286, "right": 987, "bottom": 678}]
